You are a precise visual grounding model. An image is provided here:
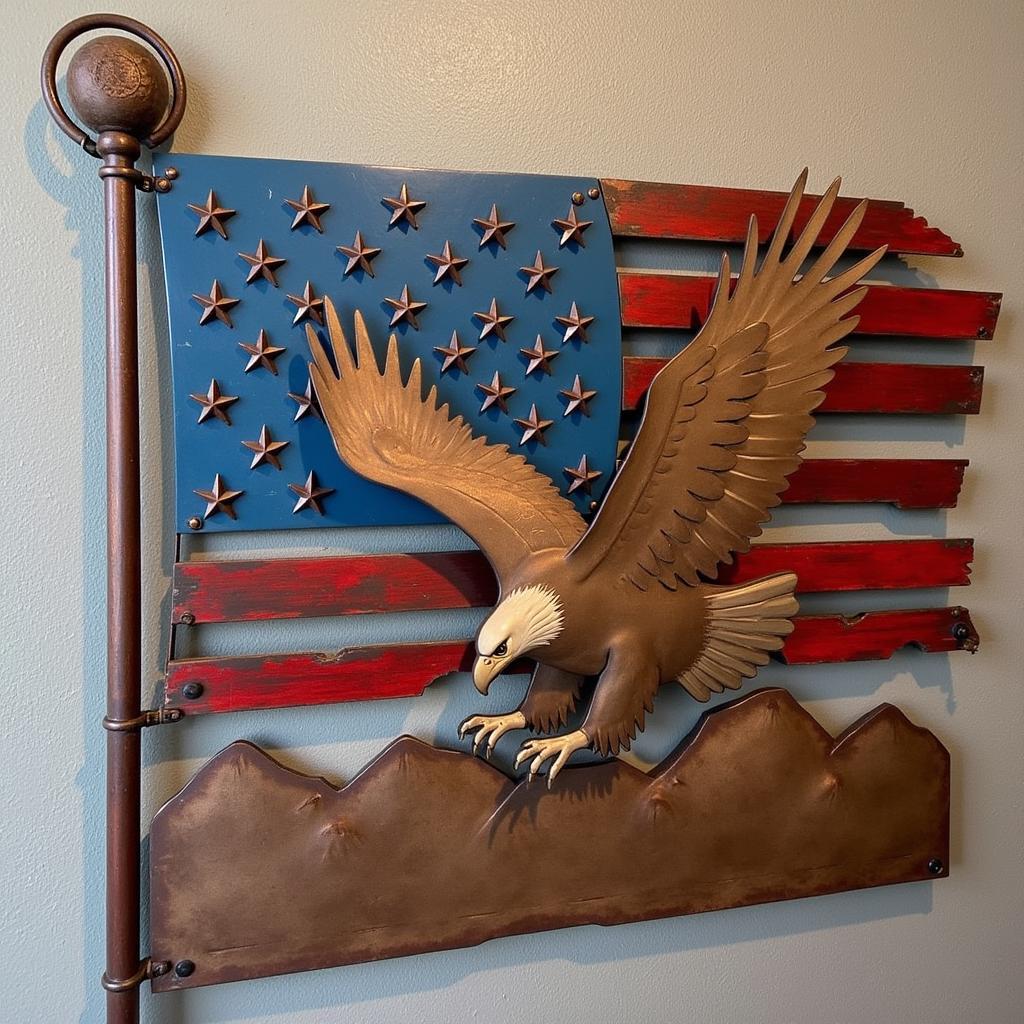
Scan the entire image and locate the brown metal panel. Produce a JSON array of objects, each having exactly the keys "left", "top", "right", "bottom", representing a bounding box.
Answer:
[{"left": 150, "top": 688, "right": 949, "bottom": 991}]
